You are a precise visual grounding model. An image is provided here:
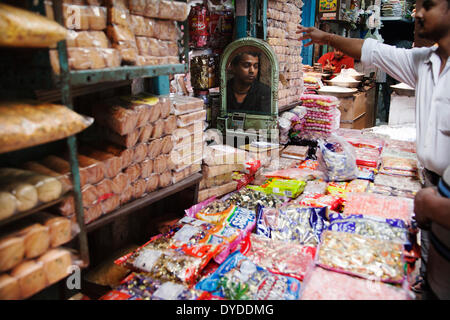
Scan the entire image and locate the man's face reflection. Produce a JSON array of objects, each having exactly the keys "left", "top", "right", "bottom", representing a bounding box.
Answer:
[{"left": 232, "top": 53, "right": 260, "bottom": 85}]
